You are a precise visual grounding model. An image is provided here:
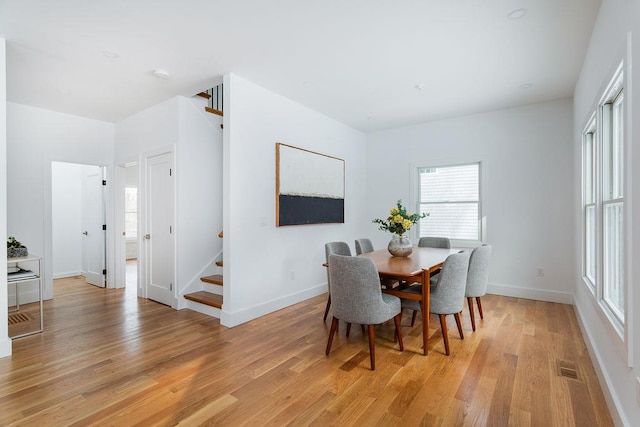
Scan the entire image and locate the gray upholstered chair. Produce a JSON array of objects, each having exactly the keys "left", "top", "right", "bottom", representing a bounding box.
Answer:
[
  {"left": 401, "top": 250, "right": 471, "bottom": 355},
  {"left": 325, "top": 254, "right": 403, "bottom": 370},
  {"left": 354, "top": 238, "right": 374, "bottom": 255},
  {"left": 418, "top": 236, "right": 451, "bottom": 249},
  {"left": 466, "top": 244, "right": 492, "bottom": 331},
  {"left": 324, "top": 242, "right": 352, "bottom": 322}
]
